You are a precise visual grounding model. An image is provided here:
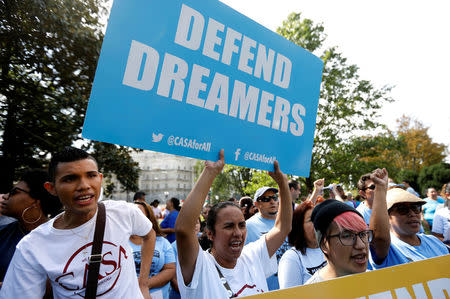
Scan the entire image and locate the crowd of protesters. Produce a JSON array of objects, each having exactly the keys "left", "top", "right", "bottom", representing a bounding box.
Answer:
[{"left": 0, "top": 147, "right": 448, "bottom": 298}]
